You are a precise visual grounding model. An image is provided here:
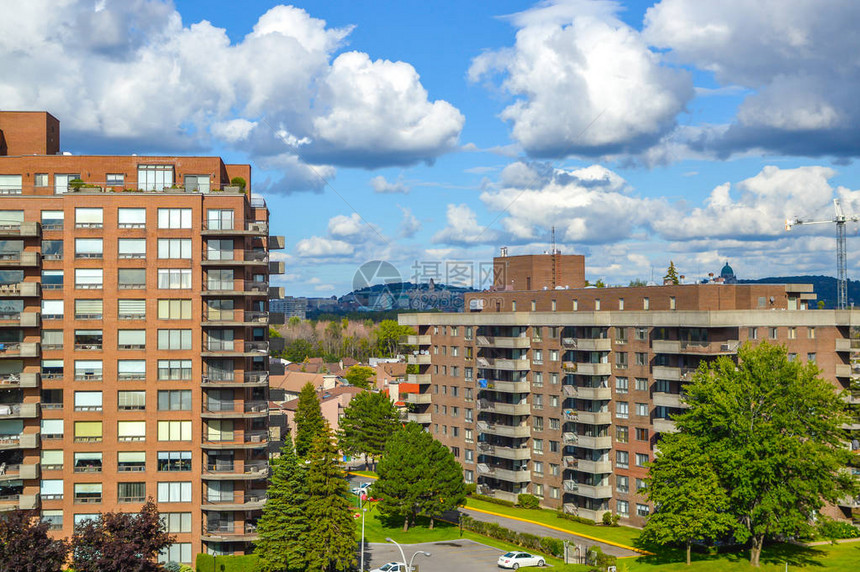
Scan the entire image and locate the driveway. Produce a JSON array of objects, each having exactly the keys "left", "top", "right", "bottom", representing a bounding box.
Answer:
[{"left": 363, "top": 539, "right": 520, "bottom": 572}]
